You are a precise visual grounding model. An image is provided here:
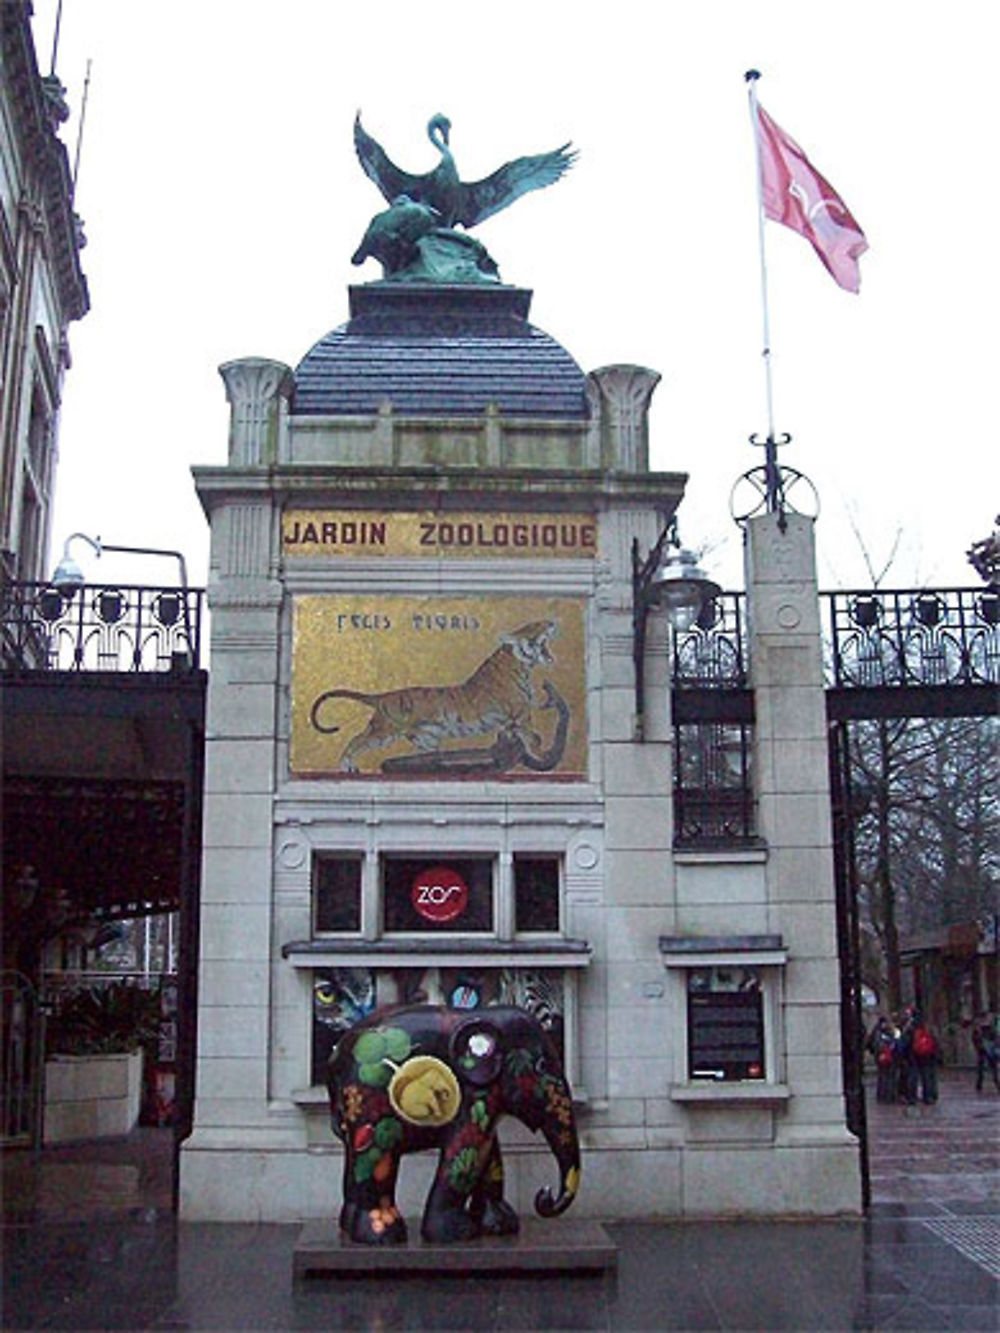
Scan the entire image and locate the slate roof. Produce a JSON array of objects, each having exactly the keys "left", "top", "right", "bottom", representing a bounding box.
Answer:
[{"left": 292, "top": 285, "right": 589, "bottom": 419}]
